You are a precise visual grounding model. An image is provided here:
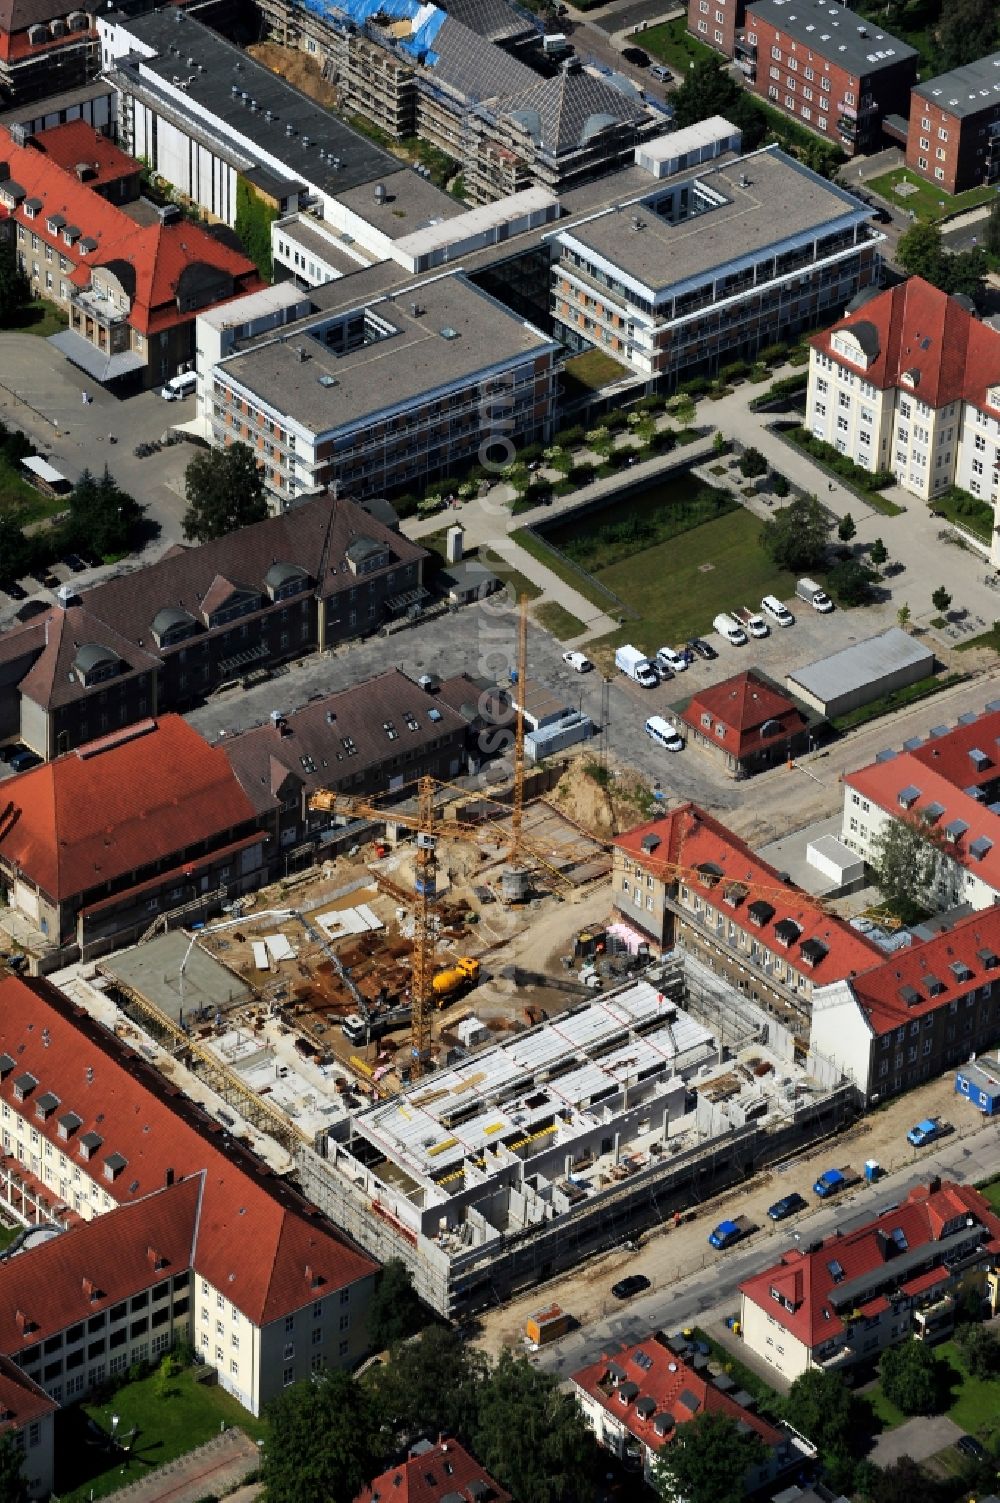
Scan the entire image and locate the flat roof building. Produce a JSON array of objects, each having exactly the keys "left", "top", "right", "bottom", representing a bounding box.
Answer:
[
  {"left": 786, "top": 628, "right": 933, "bottom": 718},
  {"left": 908, "top": 52, "right": 1000, "bottom": 194}
]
